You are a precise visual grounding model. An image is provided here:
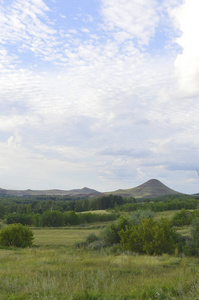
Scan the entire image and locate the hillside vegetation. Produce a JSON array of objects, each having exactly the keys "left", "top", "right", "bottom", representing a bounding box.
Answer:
[{"left": 106, "top": 179, "right": 181, "bottom": 198}]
